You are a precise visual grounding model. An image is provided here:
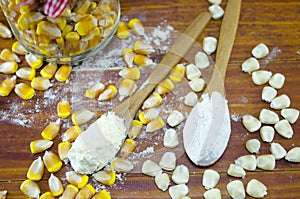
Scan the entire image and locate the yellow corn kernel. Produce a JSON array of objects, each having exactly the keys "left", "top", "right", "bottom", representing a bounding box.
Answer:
[
  {"left": 0, "top": 61, "right": 18, "bottom": 74},
  {"left": 0, "top": 48, "right": 21, "bottom": 62},
  {"left": 0, "top": 22, "right": 12, "bottom": 38},
  {"left": 82, "top": 27, "right": 101, "bottom": 42},
  {"left": 58, "top": 142, "right": 72, "bottom": 162},
  {"left": 30, "top": 139, "right": 53, "bottom": 154},
  {"left": 92, "top": 190, "right": 111, "bottom": 199},
  {"left": 39, "top": 191, "right": 55, "bottom": 199},
  {"left": 61, "top": 184, "right": 79, "bottom": 199},
  {"left": 48, "top": 174, "right": 64, "bottom": 197},
  {"left": 138, "top": 108, "right": 160, "bottom": 124},
  {"left": 99, "top": 16, "right": 114, "bottom": 28},
  {"left": 133, "top": 41, "right": 155, "bottom": 55},
  {"left": 47, "top": 17, "right": 67, "bottom": 31},
  {"left": 31, "top": 77, "right": 53, "bottom": 91},
  {"left": 55, "top": 65, "right": 72, "bottom": 82},
  {"left": 28, "top": 12, "right": 45, "bottom": 26},
  {"left": 75, "top": 184, "right": 96, "bottom": 199},
  {"left": 118, "top": 79, "right": 136, "bottom": 101},
  {"left": 27, "top": 156, "right": 44, "bottom": 181},
  {"left": 85, "top": 82, "right": 105, "bottom": 99},
  {"left": 71, "top": 109, "right": 95, "bottom": 126},
  {"left": 74, "top": 0, "right": 91, "bottom": 14},
  {"left": 16, "top": 67, "right": 36, "bottom": 81},
  {"left": 66, "top": 171, "right": 89, "bottom": 189},
  {"left": 128, "top": 18, "right": 145, "bottom": 36},
  {"left": 155, "top": 78, "right": 174, "bottom": 95},
  {"left": 142, "top": 93, "right": 163, "bottom": 110},
  {"left": 120, "top": 139, "right": 136, "bottom": 158},
  {"left": 25, "top": 53, "right": 43, "bottom": 69},
  {"left": 61, "top": 7, "right": 72, "bottom": 17},
  {"left": 41, "top": 119, "right": 61, "bottom": 141},
  {"left": 39, "top": 44, "right": 57, "bottom": 56},
  {"left": 62, "top": 126, "right": 82, "bottom": 142},
  {"left": 75, "top": 15, "right": 97, "bottom": 36},
  {"left": 119, "top": 67, "right": 140, "bottom": 80},
  {"left": 93, "top": 170, "right": 116, "bottom": 186},
  {"left": 116, "top": 22, "right": 129, "bottom": 39},
  {"left": 65, "top": 31, "right": 80, "bottom": 41},
  {"left": 169, "top": 63, "right": 186, "bottom": 83},
  {"left": 62, "top": 24, "right": 73, "bottom": 37},
  {"left": 38, "top": 35, "right": 51, "bottom": 44},
  {"left": 57, "top": 100, "right": 71, "bottom": 119},
  {"left": 128, "top": 120, "right": 143, "bottom": 139},
  {"left": 110, "top": 157, "right": 134, "bottom": 173},
  {"left": 146, "top": 117, "right": 165, "bottom": 133},
  {"left": 42, "top": 151, "right": 63, "bottom": 173},
  {"left": 56, "top": 37, "right": 65, "bottom": 50},
  {"left": 36, "top": 21, "right": 62, "bottom": 38},
  {"left": 98, "top": 85, "right": 118, "bottom": 101},
  {"left": 40, "top": 63, "right": 58, "bottom": 79},
  {"left": 122, "top": 48, "right": 135, "bottom": 68},
  {"left": 0, "top": 75, "right": 17, "bottom": 96},
  {"left": 90, "top": 1, "right": 97, "bottom": 10},
  {"left": 14, "top": 83, "right": 35, "bottom": 100},
  {"left": 133, "top": 54, "right": 154, "bottom": 67},
  {"left": 20, "top": 179, "right": 41, "bottom": 198},
  {"left": 12, "top": 41, "right": 28, "bottom": 55},
  {"left": 17, "top": 13, "right": 30, "bottom": 30}
]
